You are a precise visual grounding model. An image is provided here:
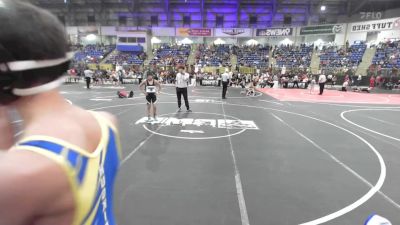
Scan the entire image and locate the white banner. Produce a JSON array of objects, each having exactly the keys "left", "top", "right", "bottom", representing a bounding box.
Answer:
[
  {"left": 350, "top": 17, "right": 400, "bottom": 32},
  {"left": 151, "top": 27, "right": 176, "bottom": 36},
  {"left": 214, "top": 28, "right": 253, "bottom": 37},
  {"left": 66, "top": 26, "right": 78, "bottom": 35},
  {"left": 101, "top": 26, "right": 117, "bottom": 36}
]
